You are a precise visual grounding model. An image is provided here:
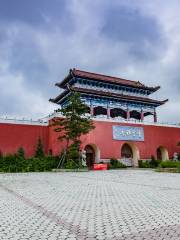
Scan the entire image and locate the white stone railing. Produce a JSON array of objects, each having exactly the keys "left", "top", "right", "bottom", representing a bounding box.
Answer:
[
  {"left": 47, "top": 111, "right": 180, "bottom": 128},
  {"left": 93, "top": 116, "right": 180, "bottom": 128},
  {"left": 0, "top": 117, "right": 48, "bottom": 126},
  {"left": 1, "top": 111, "right": 180, "bottom": 128}
]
